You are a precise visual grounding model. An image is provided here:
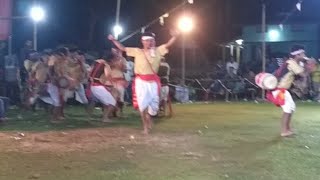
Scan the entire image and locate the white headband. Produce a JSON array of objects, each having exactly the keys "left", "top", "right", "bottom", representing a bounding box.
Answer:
[
  {"left": 290, "top": 49, "right": 305, "bottom": 56},
  {"left": 141, "top": 36, "right": 155, "bottom": 41}
]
